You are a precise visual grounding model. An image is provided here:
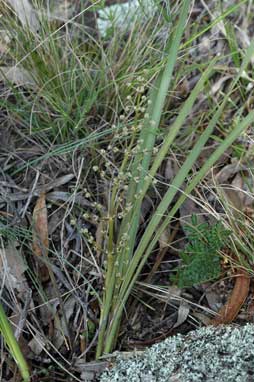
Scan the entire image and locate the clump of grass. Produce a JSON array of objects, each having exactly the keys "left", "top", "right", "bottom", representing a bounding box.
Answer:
[{"left": 1, "top": 0, "right": 168, "bottom": 142}]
